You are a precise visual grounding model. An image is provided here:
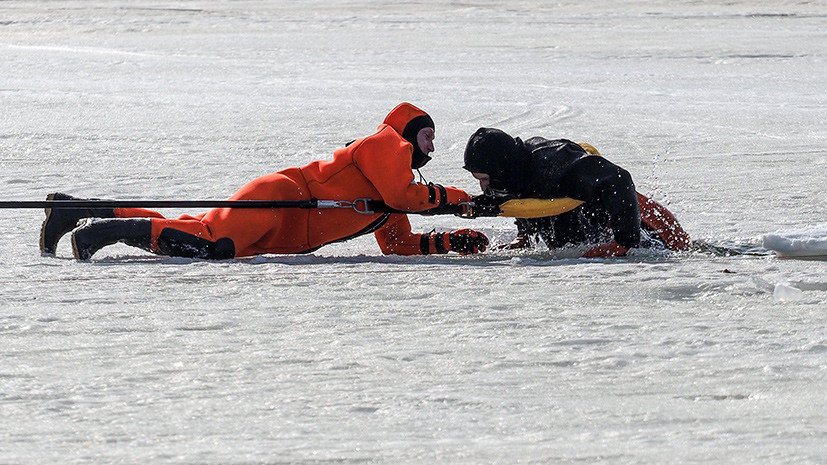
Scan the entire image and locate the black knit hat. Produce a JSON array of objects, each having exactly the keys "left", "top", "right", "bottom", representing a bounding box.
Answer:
[
  {"left": 403, "top": 114, "right": 435, "bottom": 169},
  {"left": 463, "top": 127, "right": 529, "bottom": 193}
]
